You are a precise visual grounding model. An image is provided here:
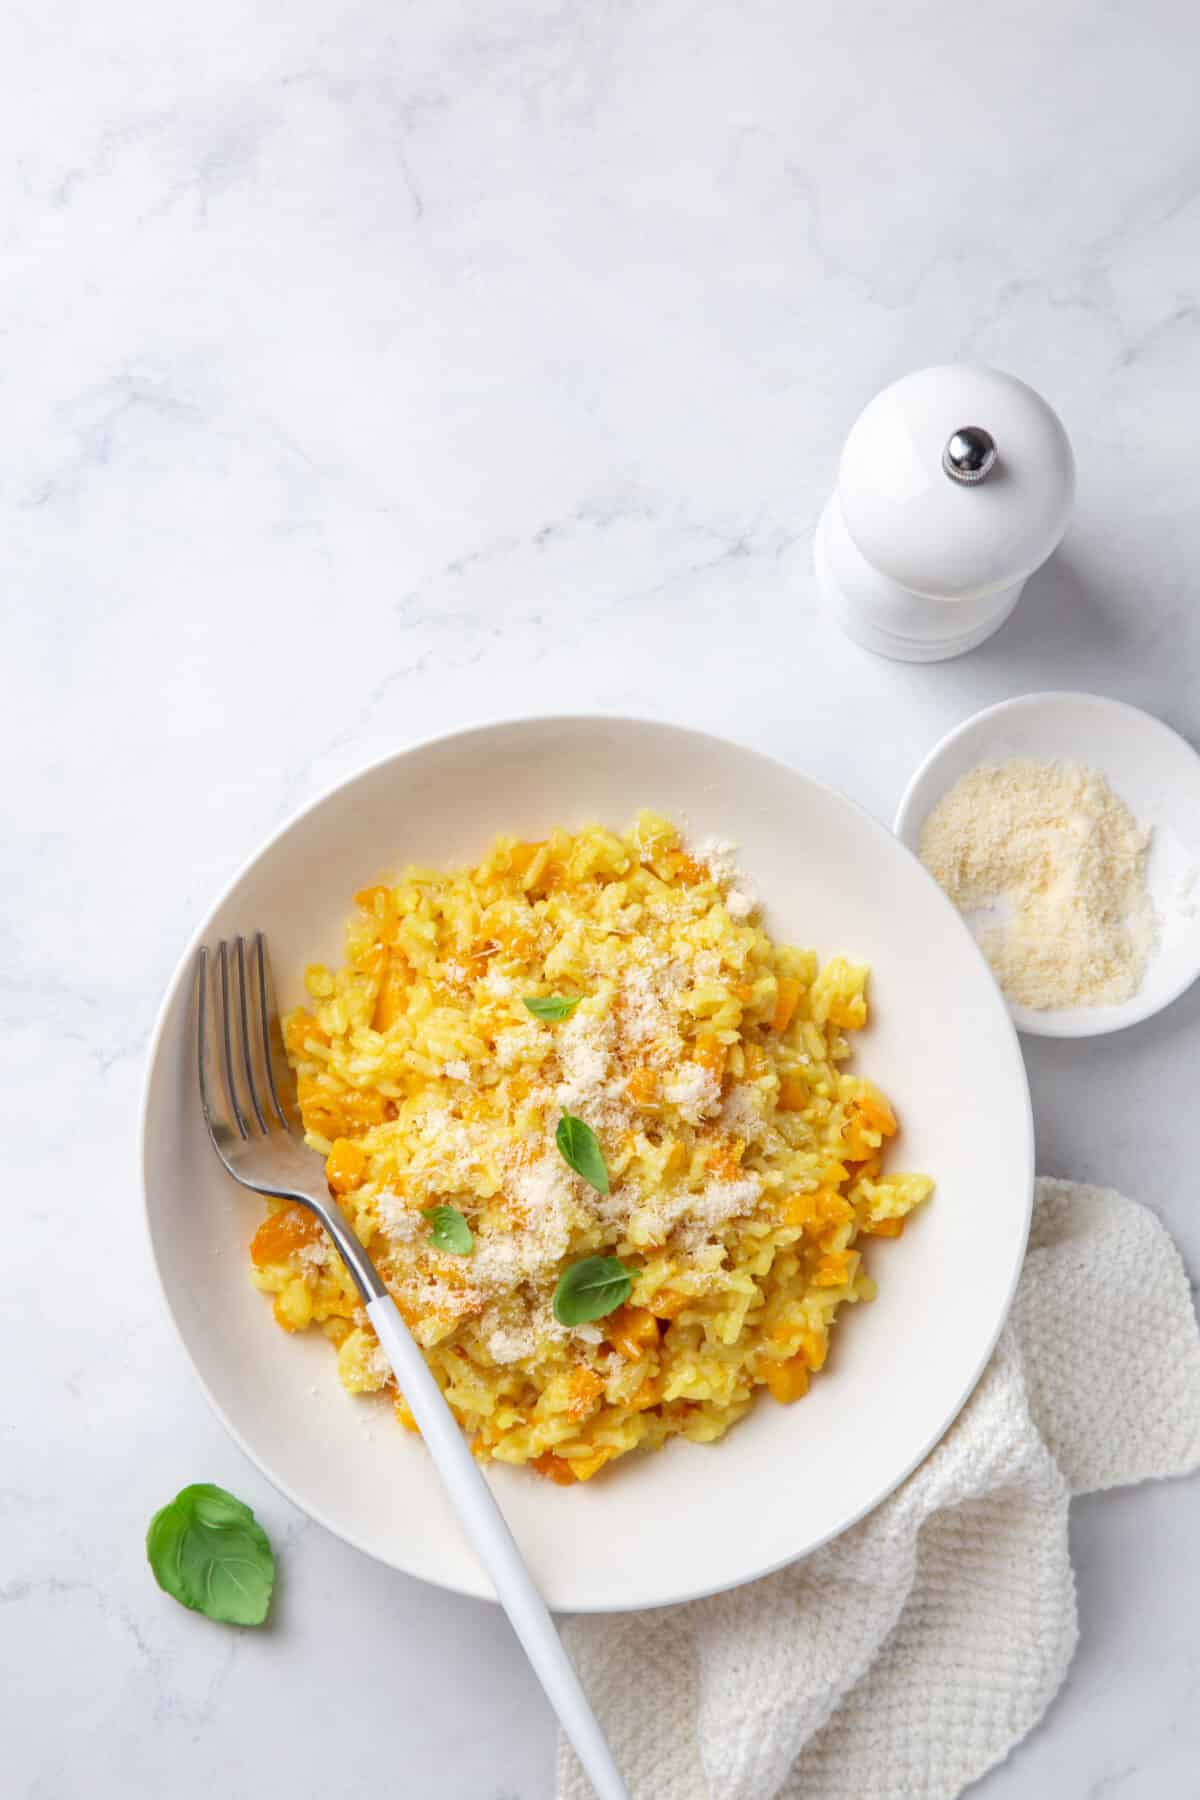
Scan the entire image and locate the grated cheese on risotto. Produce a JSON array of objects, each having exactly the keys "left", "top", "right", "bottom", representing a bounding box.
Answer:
[{"left": 247, "top": 812, "right": 933, "bottom": 1484}]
